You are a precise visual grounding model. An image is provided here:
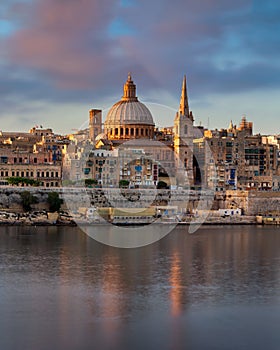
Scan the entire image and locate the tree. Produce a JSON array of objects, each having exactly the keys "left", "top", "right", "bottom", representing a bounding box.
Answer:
[
  {"left": 7, "top": 177, "right": 40, "bottom": 187},
  {"left": 157, "top": 181, "right": 169, "bottom": 189},
  {"left": 7, "top": 177, "right": 21, "bottom": 186},
  {"left": 20, "top": 191, "right": 38, "bottom": 211},
  {"left": 85, "top": 178, "right": 98, "bottom": 187},
  {"left": 47, "top": 192, "right": 63, "bottom": 212},
  {"left": 119, "top": 179, "right": 129, "bottom": 188}
]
